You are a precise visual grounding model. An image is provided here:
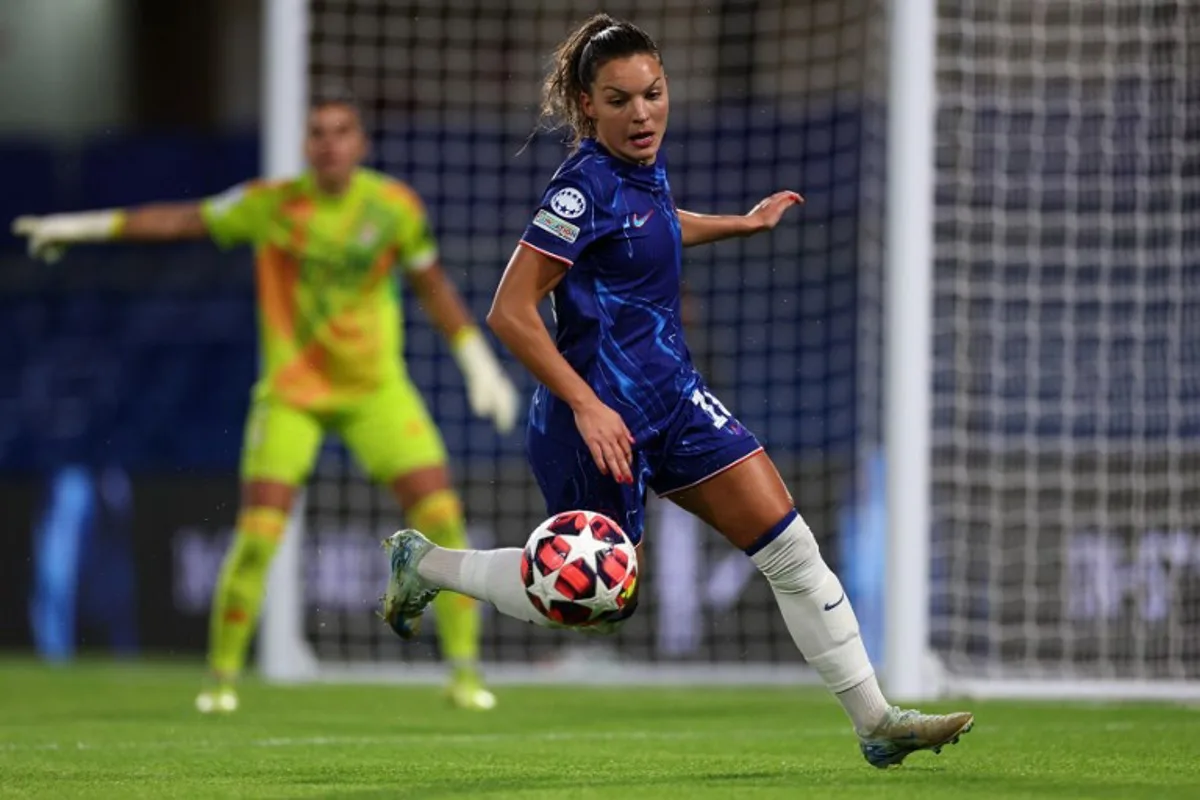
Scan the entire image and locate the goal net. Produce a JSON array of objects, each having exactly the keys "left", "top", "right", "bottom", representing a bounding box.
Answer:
[
  {"left": 261, "top": 0, "right": 878, "bottom": 683},
  {"left": 920, "top": 0, "right": 1200, "bottom": 695},
  {"left": 261, "top": 0, "right": 1200, "bottom": 695}
]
